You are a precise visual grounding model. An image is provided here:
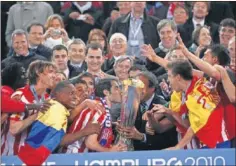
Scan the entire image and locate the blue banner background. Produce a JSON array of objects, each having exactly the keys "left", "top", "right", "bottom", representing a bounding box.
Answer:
[{"left": 1, "top": 148, "right": 235, "bottom": 166}]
